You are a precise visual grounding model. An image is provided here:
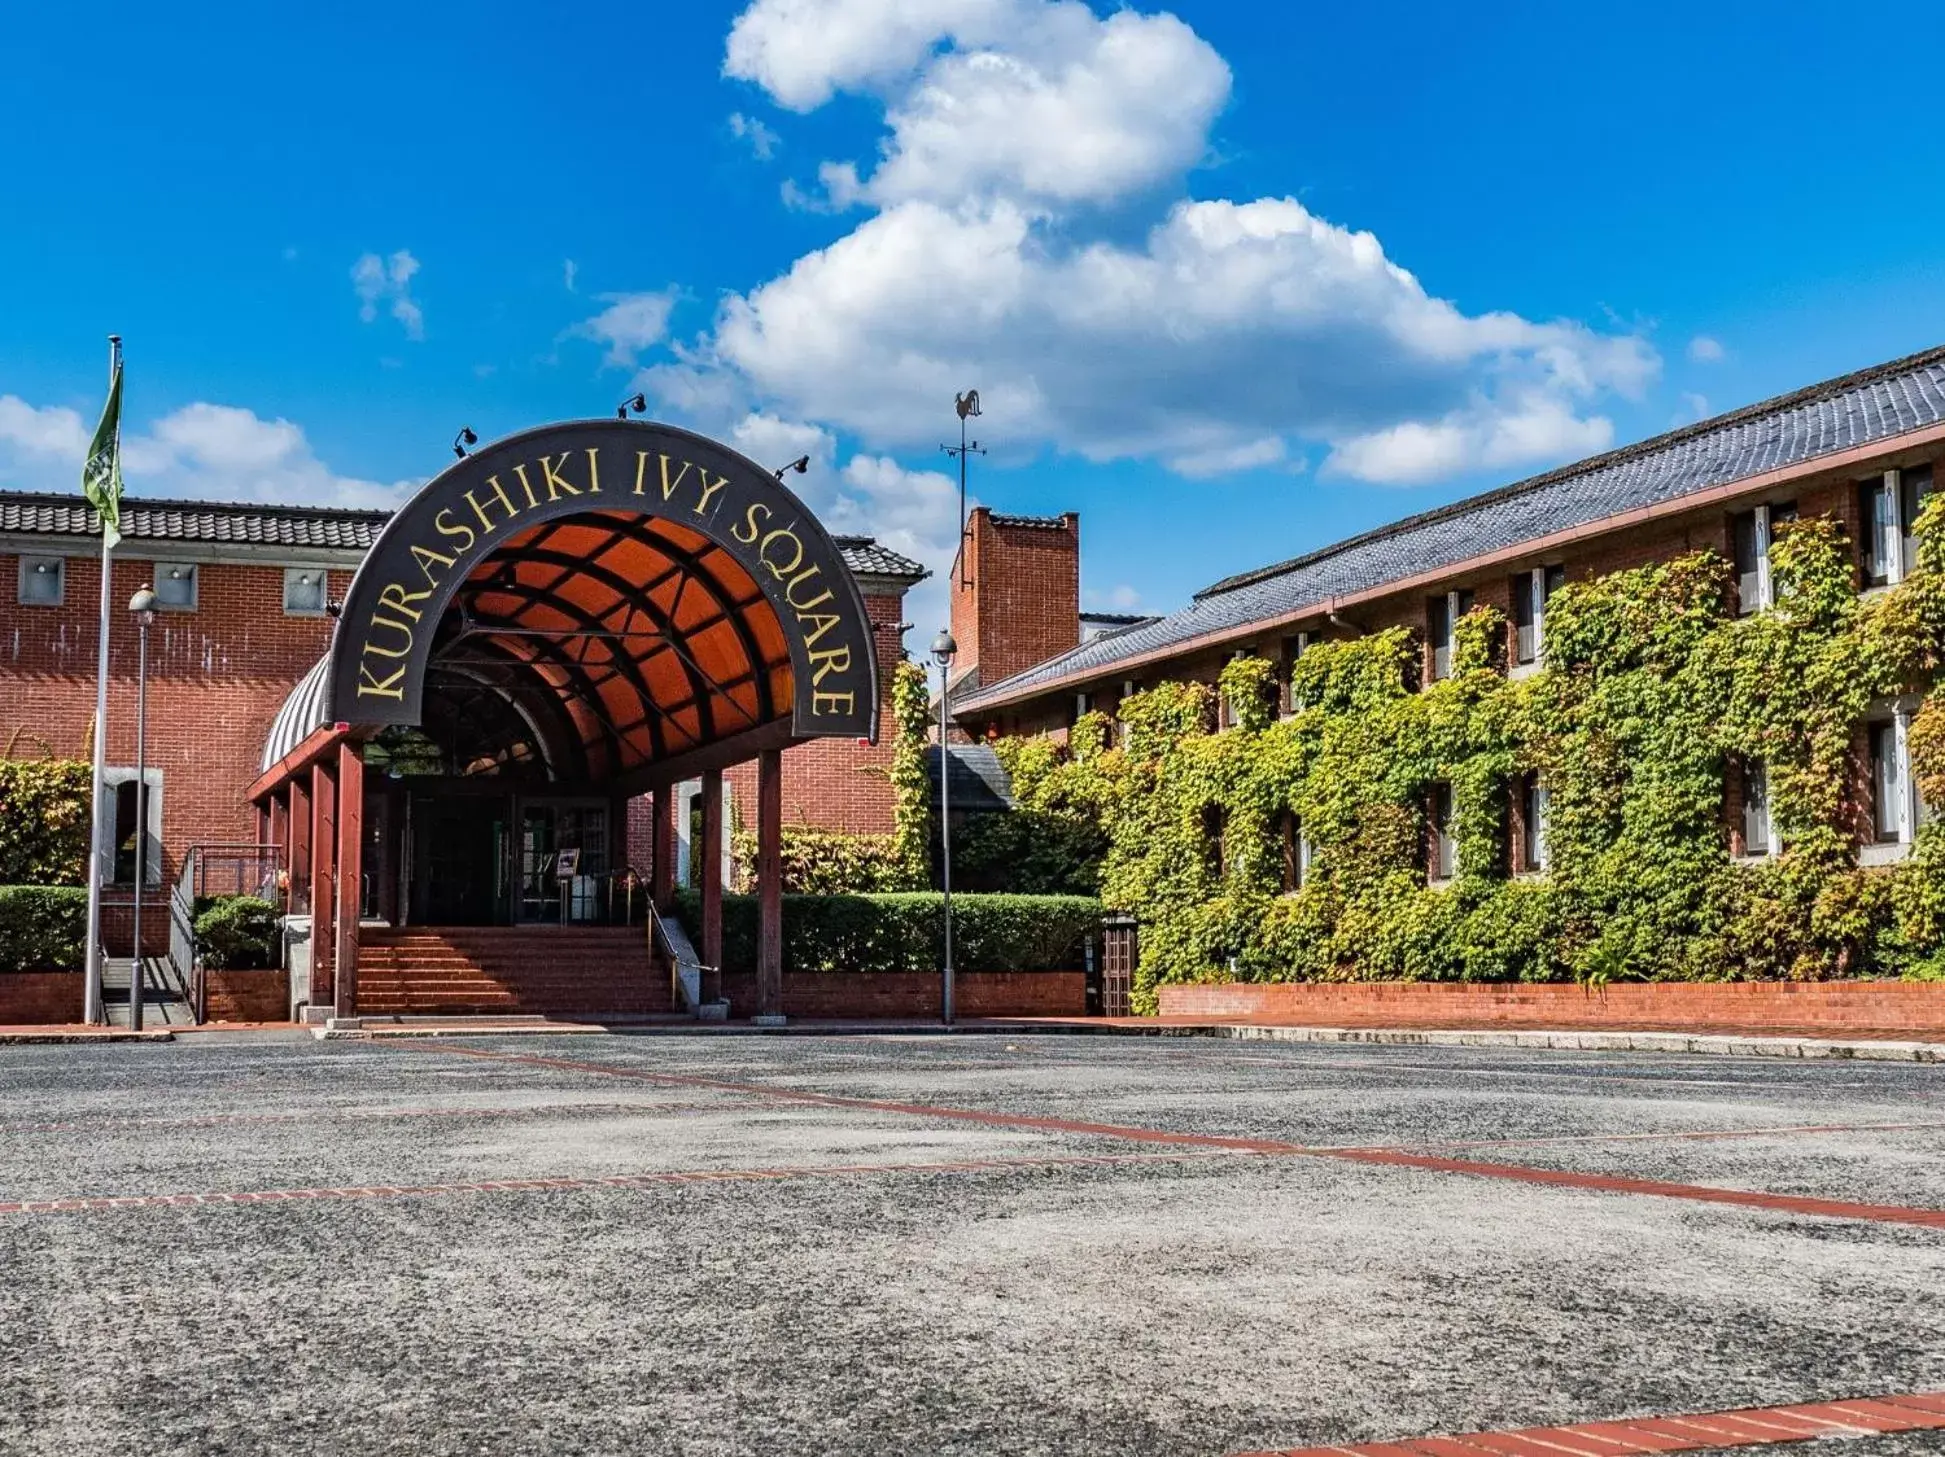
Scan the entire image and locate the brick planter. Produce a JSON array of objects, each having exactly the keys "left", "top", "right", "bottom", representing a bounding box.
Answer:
[
  {"left": 0, "top": 972, "right": 84, "bottom": 1025},
  {"left": 1156, "top": 980, "right": 1945, "bottom": 1037},
  {"left": 719, "top": 970, "right": 1086, "bottom": 1020},
  {"left": 202, "top": 968, "right": 291, "bottom": 1023}
]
